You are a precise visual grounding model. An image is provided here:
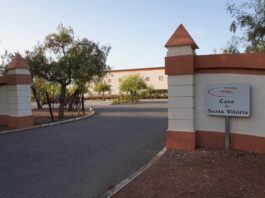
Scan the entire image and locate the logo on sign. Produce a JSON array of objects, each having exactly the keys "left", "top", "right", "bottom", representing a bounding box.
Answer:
[{"left": 208, "top": 86, "right": 236, "bottom": 98}]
